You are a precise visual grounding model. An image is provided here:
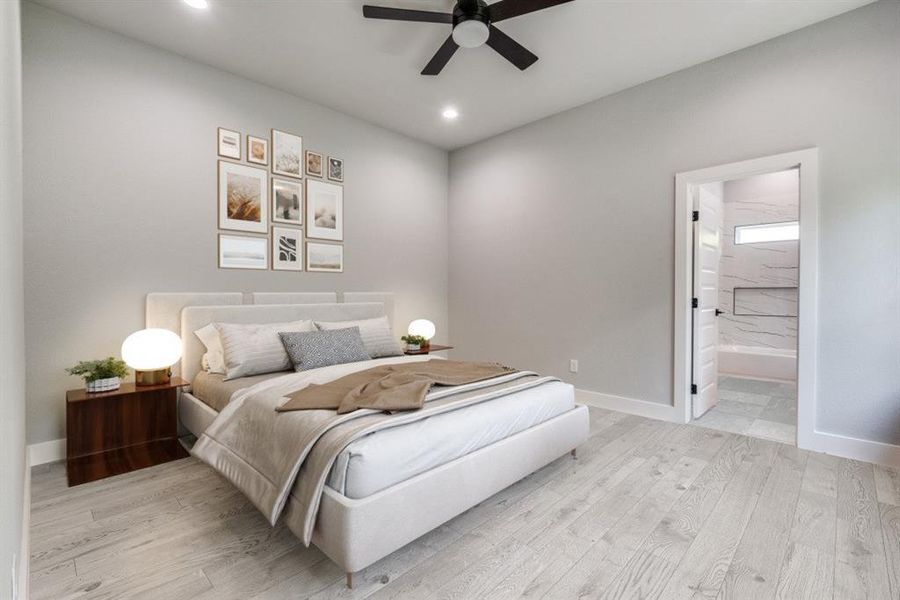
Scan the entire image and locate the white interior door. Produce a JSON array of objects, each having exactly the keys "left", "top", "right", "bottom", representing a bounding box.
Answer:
[{"left": 692, "top": 183, "right": 723, "bottom": 419}]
